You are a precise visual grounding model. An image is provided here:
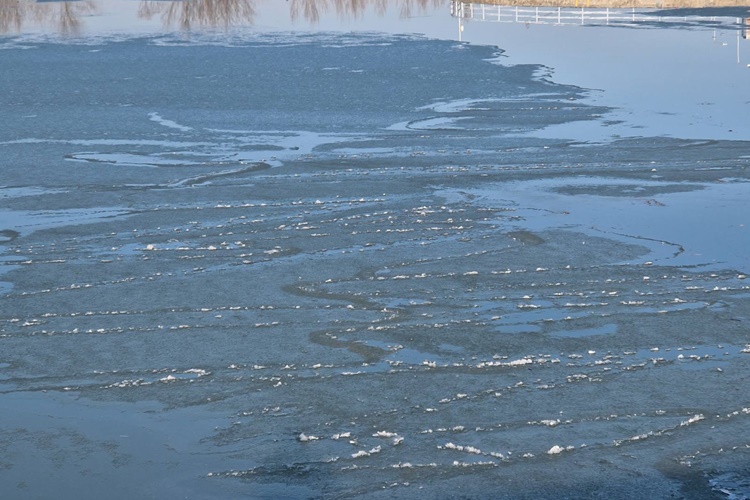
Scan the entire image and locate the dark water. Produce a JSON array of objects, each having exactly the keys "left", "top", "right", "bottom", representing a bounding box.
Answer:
[{"left": 1, "top": 20, "right": 750, "bottom": 500}]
